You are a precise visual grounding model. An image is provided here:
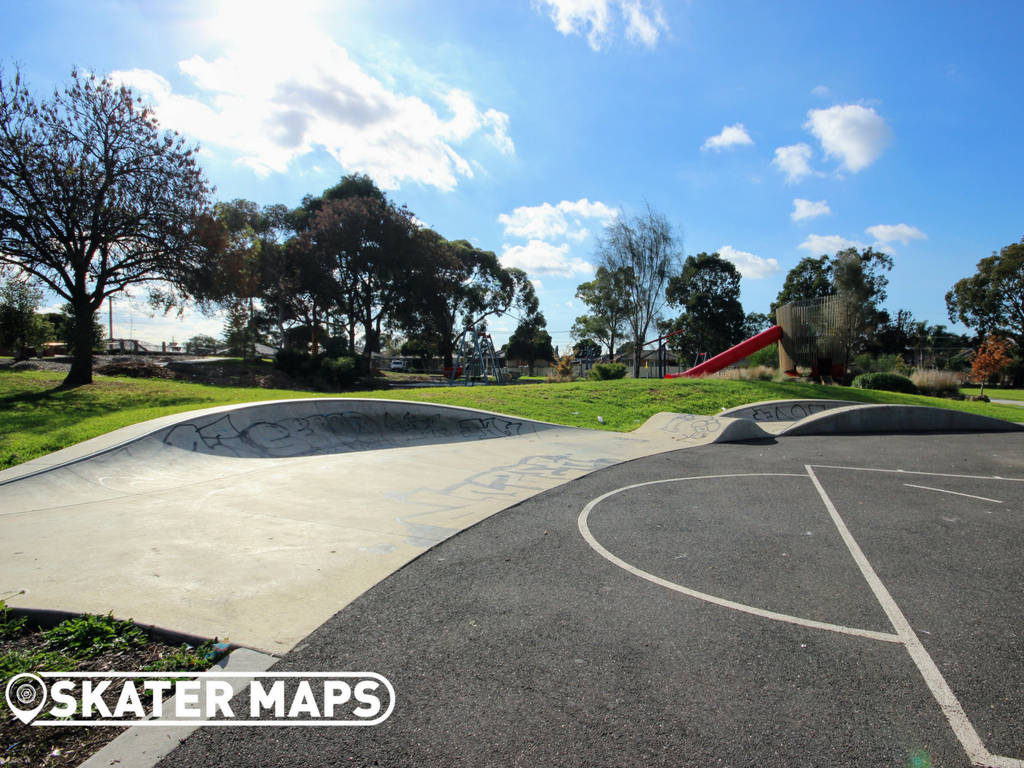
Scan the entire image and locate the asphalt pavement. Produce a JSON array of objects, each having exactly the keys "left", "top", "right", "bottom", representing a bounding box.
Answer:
[{"left": 157, "top": 431, "right": 1024, "bottom": 768}]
